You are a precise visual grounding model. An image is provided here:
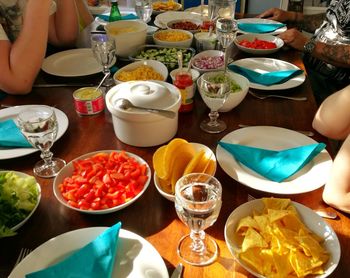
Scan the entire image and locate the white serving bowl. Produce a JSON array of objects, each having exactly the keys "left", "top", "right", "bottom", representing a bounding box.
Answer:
[
  {"left": 0, "top": 171, "right": 41, "bottom": 231},
  {"left": 191, "top": 50, "right": 225, "bottom": 74},
  {"left": 105, "top": 80, "right": 181, "bottom": 147},
  {"left": 224, "top": 199, "right": 341, "bottom": 278},
  {"left": 153, "top": 29, "right": 193, "bottom": 48},
  {"left": 113, "top": 60, "right": 168, "bottom": 84},
  {"left": 53, "top": 150, "right": 151, "bottom": 214},
  {"left": 234, "top": 33, "right": 284, "bottom": 55},
  {"left": 197, "top": 70, "right": 250, "bottom": 112},
  {"left": 104, "top": 20, "right": 148, "bottom": 58},
  {"left": 153, "top": 142, "right": 217, "bottom": 202},
  {"left": 166, "top": 19, "right": 202, "bottom": 33}
]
